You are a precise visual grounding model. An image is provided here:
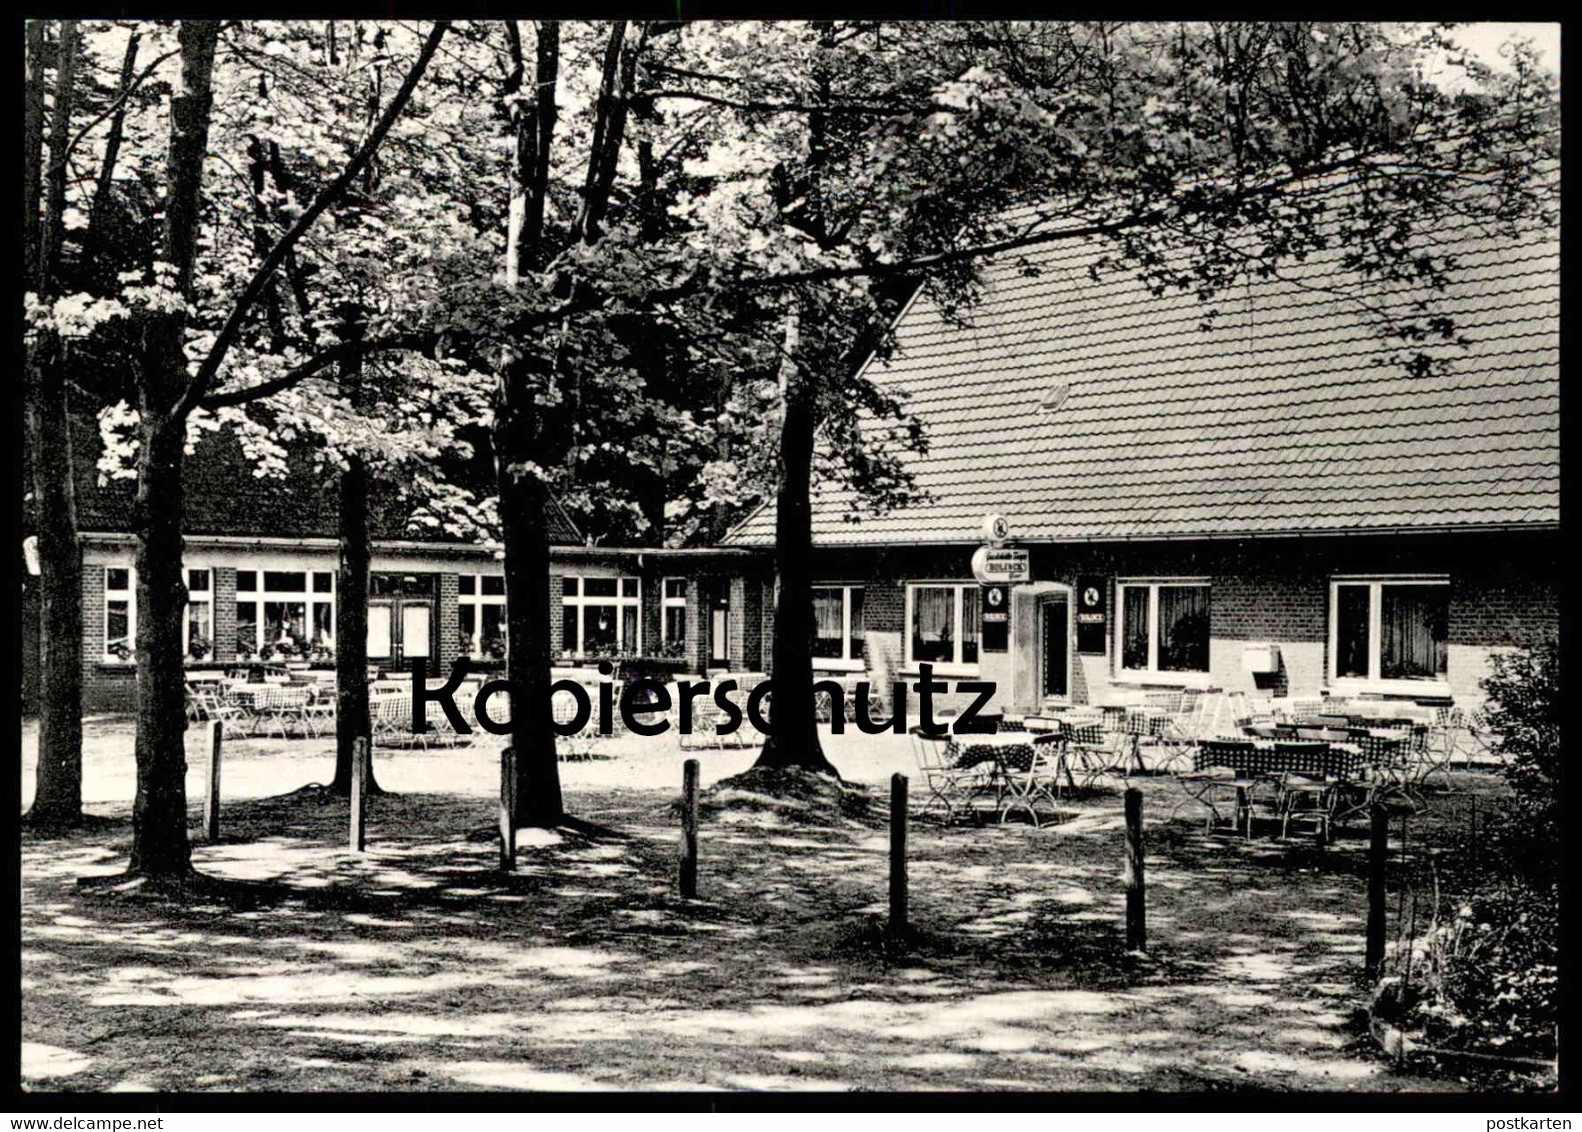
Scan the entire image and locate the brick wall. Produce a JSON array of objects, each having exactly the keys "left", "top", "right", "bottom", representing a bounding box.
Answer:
[
  {"left": 213, "top": 567, "right": 237, "bottom": 665},
  {"left": 548, "top": 573, "right": 564, "bottom": 656},
  {"left": 786, "top": 531, "right": 1558, "bottom": 715},
  {"left": 80, "top": 564, "right": 138, "bottom": 713},
  {"left": 436, "top": 572, "right": 460, "bottom": 672}
]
